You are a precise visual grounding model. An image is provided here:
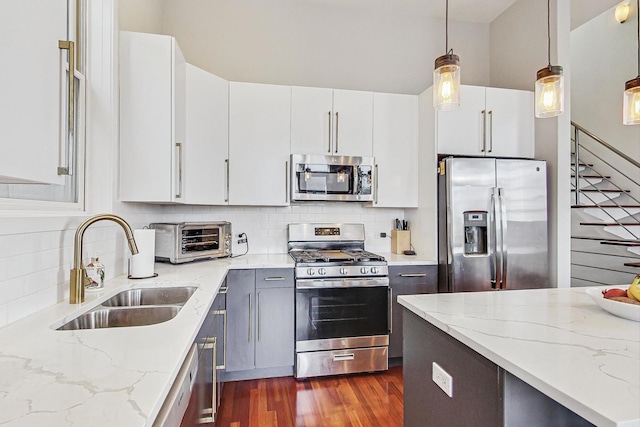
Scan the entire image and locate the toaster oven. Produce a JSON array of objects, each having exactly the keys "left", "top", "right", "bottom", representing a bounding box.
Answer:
[{"left": 150, "top": 222, "right": 232, "bottom": 264}]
